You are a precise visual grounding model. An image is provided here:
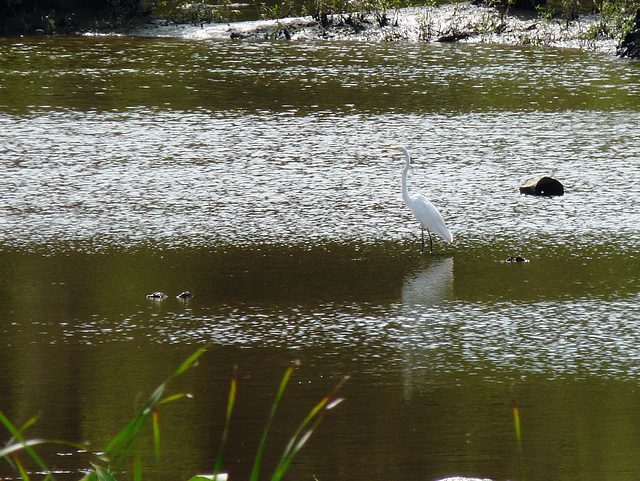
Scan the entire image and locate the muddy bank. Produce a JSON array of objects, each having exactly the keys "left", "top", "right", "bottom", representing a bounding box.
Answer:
[{"left": 130, "top": 2, "right": 619, "bottom": 55}]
